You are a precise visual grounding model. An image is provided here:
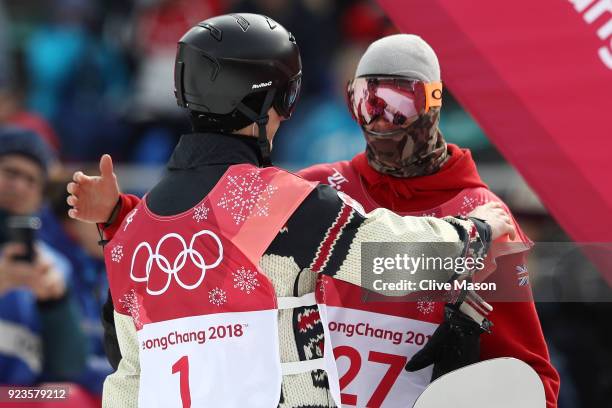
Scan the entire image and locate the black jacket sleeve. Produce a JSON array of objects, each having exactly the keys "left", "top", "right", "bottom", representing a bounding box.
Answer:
[{"left": 101, "top": 289, "right": 121, "bottom": 371}]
